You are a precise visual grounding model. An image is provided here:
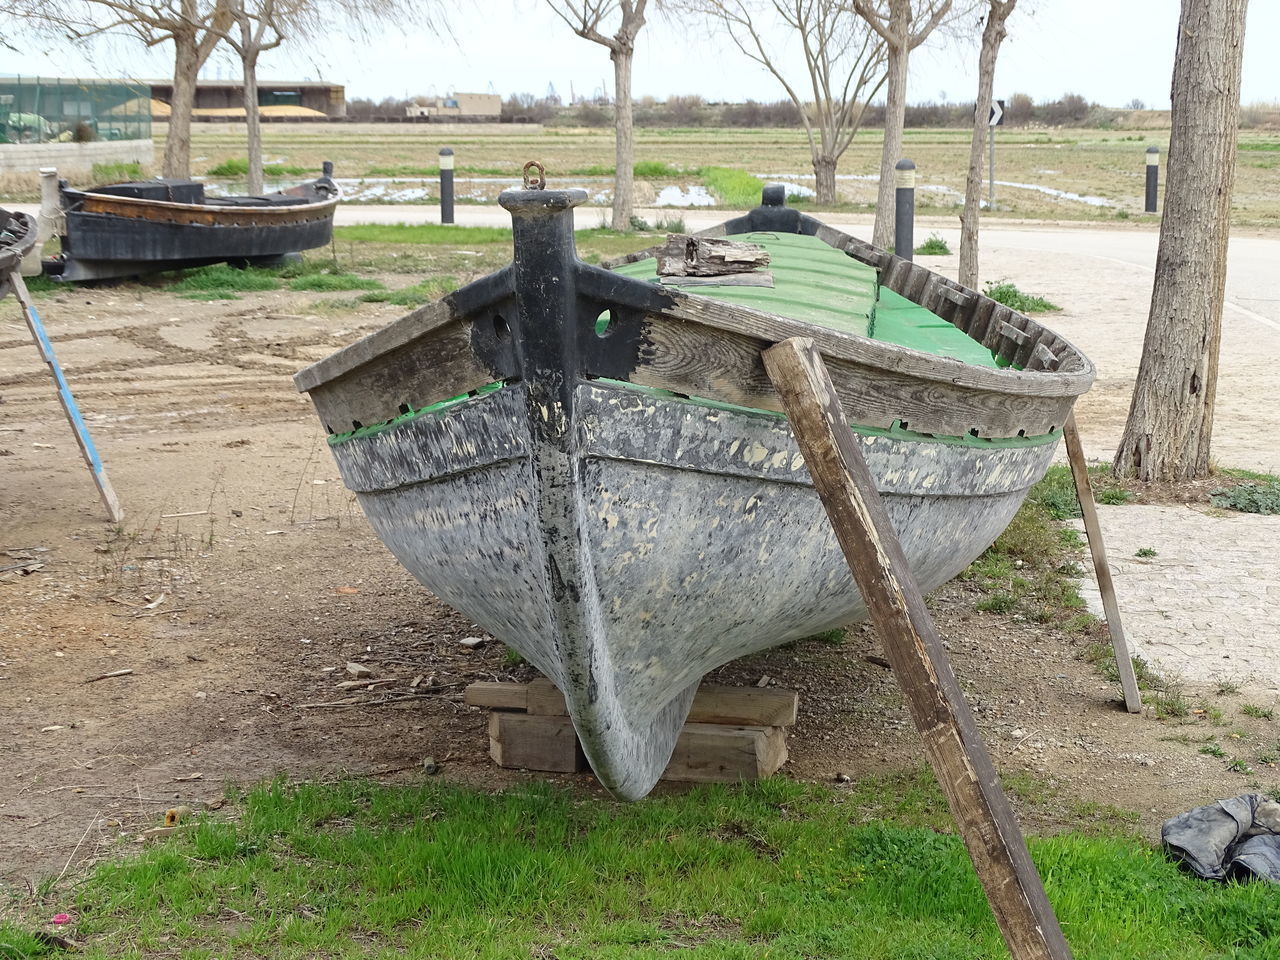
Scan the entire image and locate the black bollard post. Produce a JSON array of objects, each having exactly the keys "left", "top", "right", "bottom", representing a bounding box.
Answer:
[
  {"left": 439, "top": 147, "right": 455, "bottom": 225},
  {"left": 1145, "top": 146, "right": 1159, "bottom": 214},
  {"left": 894, "top": 158, "right": 915, "bottom": 261}
]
